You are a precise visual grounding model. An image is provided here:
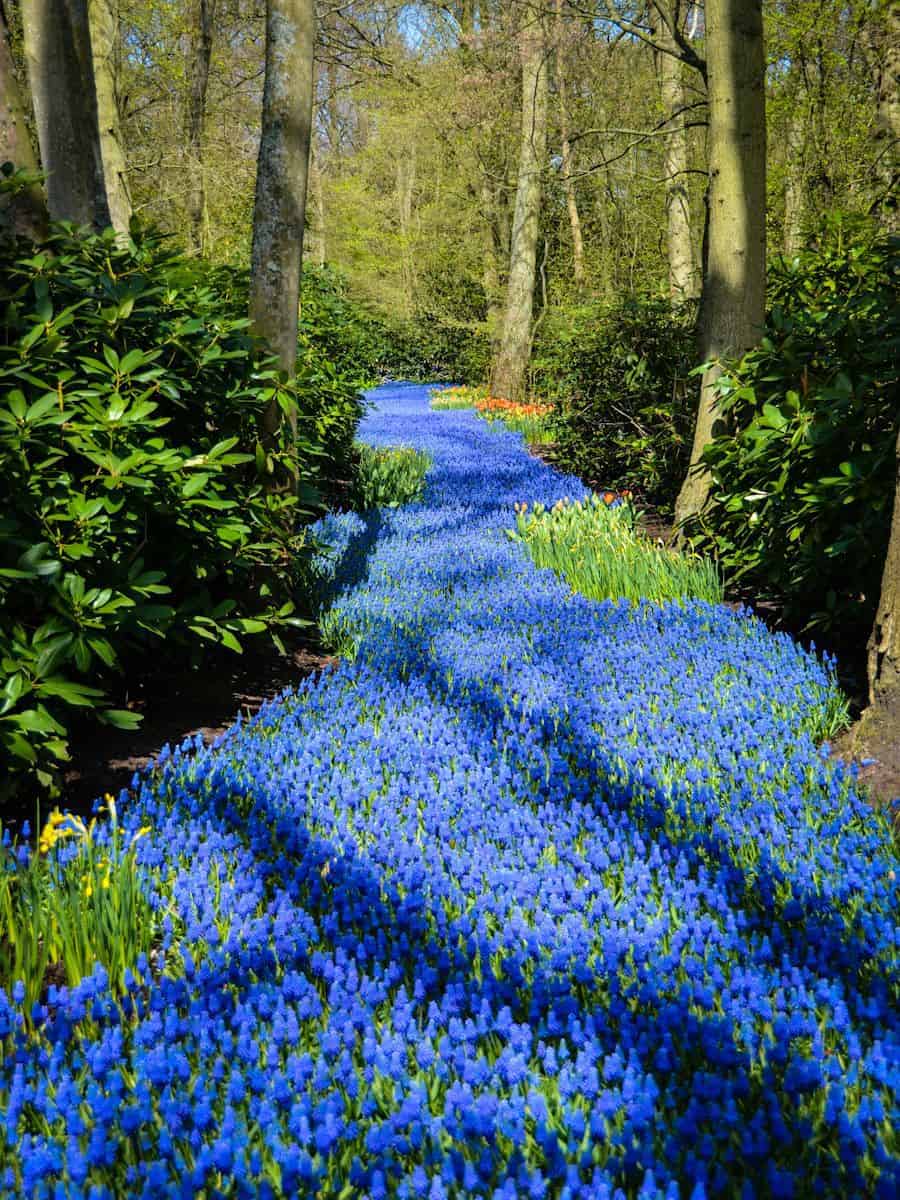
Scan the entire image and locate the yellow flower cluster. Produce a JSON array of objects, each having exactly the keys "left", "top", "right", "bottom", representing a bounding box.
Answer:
[
  {"left": 37, "top": 810, "right": 79, "bottom": 856},
  {"left": 38, "top": 794, "right": 151, "bottom": 868}
]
